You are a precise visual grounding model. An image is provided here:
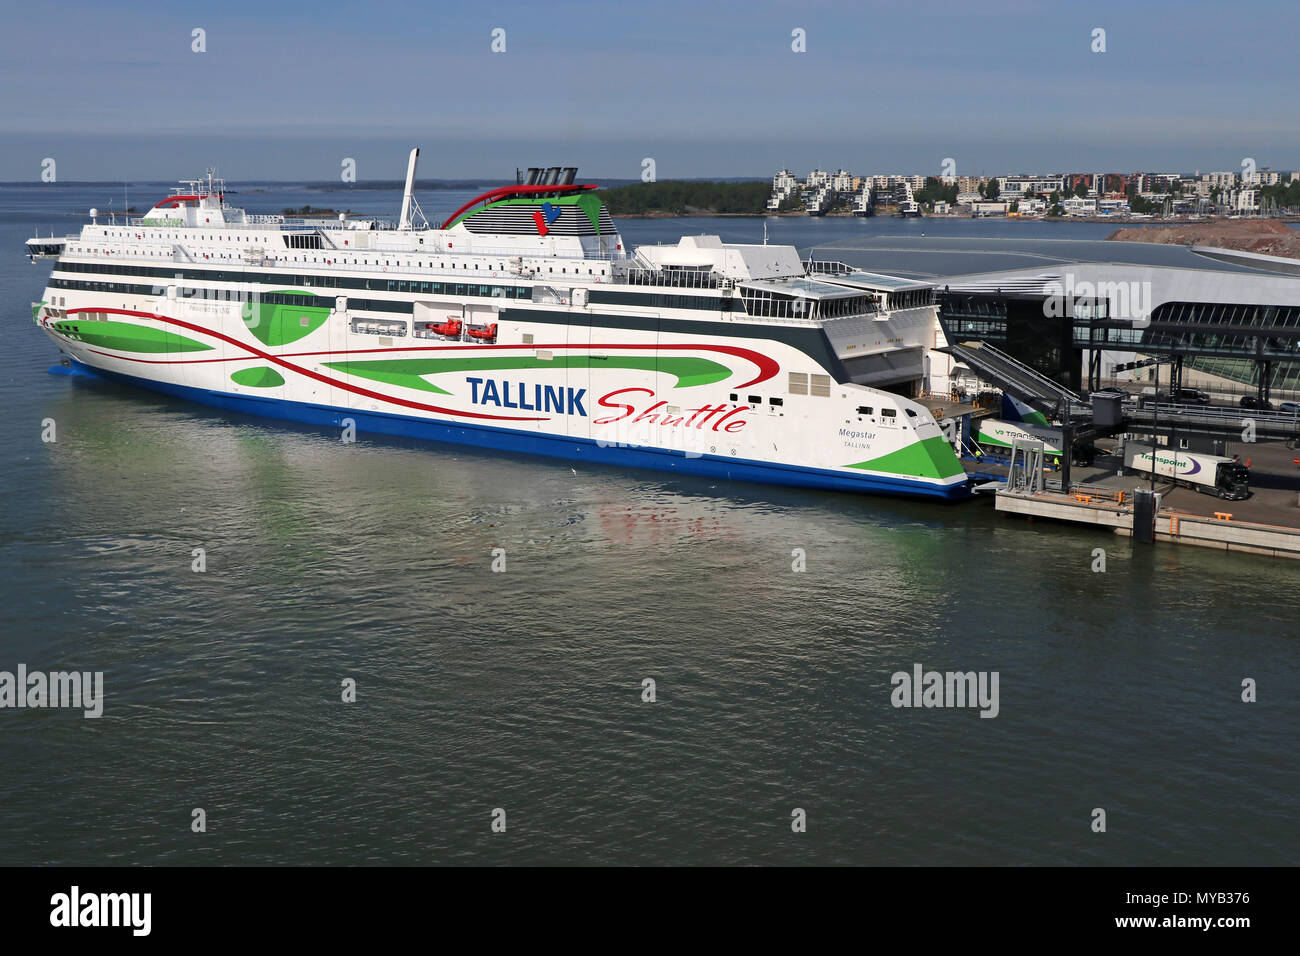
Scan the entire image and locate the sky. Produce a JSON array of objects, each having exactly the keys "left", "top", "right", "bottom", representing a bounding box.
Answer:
[{"left": 2, "top": 0, "right": 1298, "bottom": 182}]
